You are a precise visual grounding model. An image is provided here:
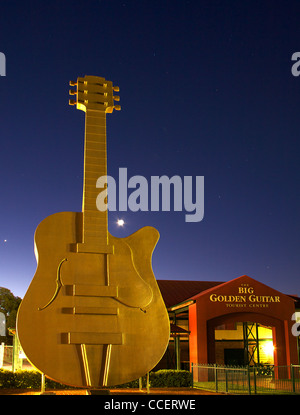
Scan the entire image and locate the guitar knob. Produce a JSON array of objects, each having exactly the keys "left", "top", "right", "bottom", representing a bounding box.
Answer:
[
  {"left": 113, "top": 96, "right": 120, "bottom": 101},
  {"left": 113, "top": 86, "right": 120, "bottom": 92},
  {"left": 69, "top": 99, "right": 77, "bottom": 105},
  {"left": 69, "top": 80, "right": 77, "bottom": 86},
  {"left": 69, "top": 89, "right": 77, "bottom": 95},
  {"left": 114, "top": 105, "right": 121, "bottom": 111}
]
